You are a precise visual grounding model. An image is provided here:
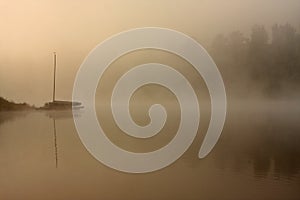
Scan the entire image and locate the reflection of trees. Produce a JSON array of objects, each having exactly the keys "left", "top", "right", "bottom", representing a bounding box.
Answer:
[
  {"left": 0, "top": 111, "right": 28, "bottom": 125},
  {"left": 181, "top": 110, "right": 300, "bottom": 179},
  {"left": 269, "top": 124, "right": 300, "bottom": 179},
  {"left": 210, "top": 23, "right": 300, "bottom": 96},
  {"left": 216, "top": 112, "right": 300, "bottom": 179}
]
